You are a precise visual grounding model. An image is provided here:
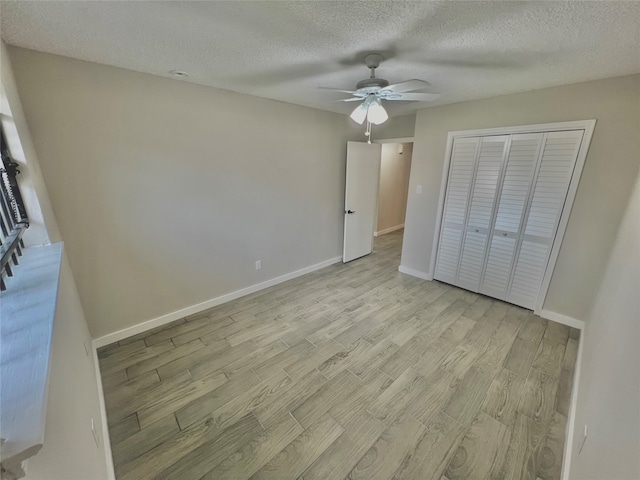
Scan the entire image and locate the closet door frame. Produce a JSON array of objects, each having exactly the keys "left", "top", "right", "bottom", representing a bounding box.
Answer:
[{"left": 429, "top": 119, "right": 596, "bottom": 315}]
